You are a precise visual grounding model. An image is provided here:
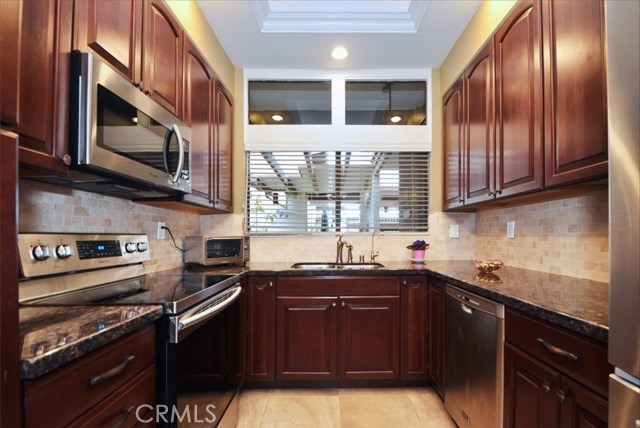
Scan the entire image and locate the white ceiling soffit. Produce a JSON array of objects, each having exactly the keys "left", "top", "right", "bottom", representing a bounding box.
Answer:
[
  {"left": 250, "top": 0, "right": 430, "bottom": 33},
  {"left": 197, "top": 0, "right": 482, "bottom": 69}
]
